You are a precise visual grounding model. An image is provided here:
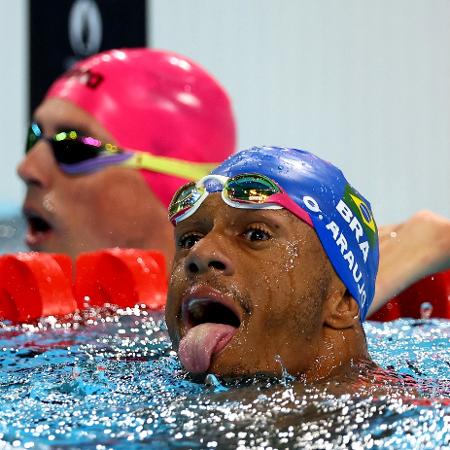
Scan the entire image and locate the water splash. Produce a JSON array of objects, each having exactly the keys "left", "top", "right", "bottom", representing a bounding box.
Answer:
[
  {"left": 275, "top": 354, "right": 296, "bottom": 385},
  {"left": 204, "top": 373, "right": 229, "bottom": 393}
]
